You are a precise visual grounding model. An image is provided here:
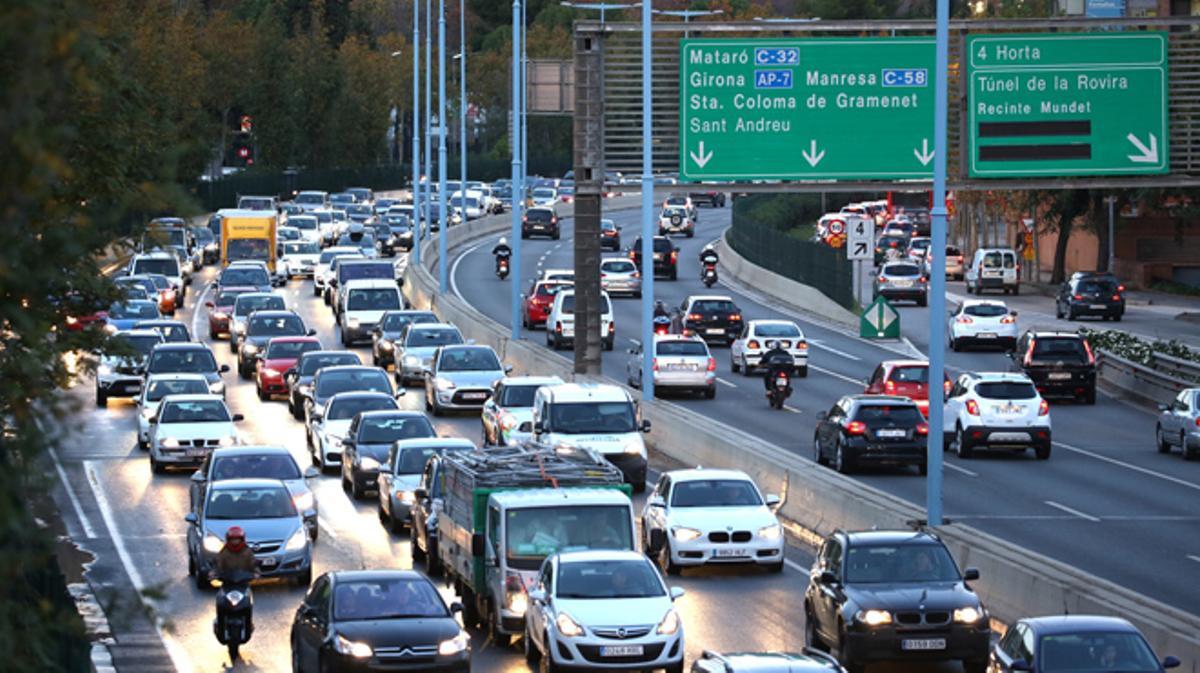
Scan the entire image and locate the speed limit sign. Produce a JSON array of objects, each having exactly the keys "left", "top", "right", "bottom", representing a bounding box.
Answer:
[{"left": 828, "top": 219, "right": 845, "bottom": 235}]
